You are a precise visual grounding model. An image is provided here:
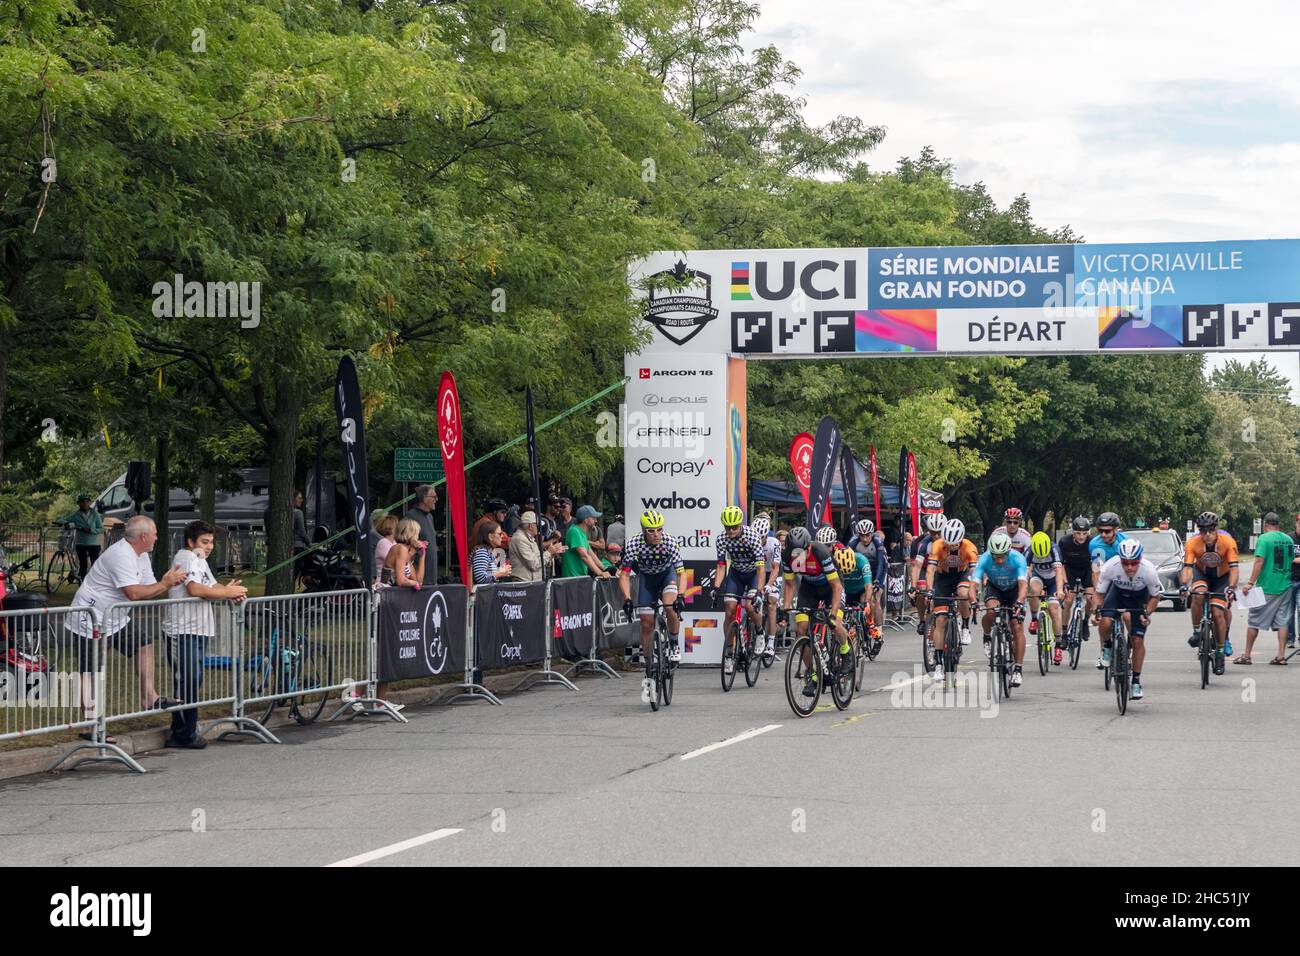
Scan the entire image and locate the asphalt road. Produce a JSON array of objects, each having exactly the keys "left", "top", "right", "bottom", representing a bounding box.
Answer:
[{"left": 2, "top": 607, "right": 1297, "bottom": 867}]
